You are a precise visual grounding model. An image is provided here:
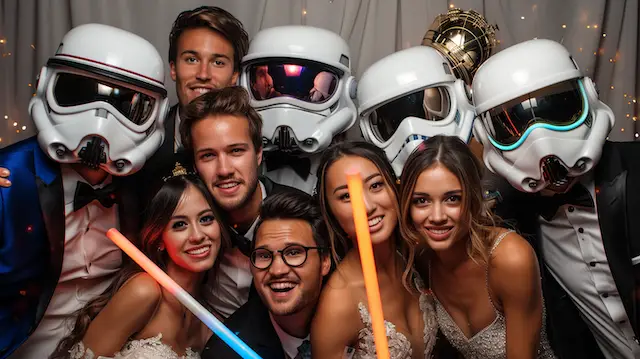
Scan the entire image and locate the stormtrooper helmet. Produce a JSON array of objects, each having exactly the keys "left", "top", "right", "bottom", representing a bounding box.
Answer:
[
  {"left": 358, "top": 46, "right": 476, "bottom": 176},
  {"left": 240, "top": 25, "right": 357, "bottom": 154},
  {"left": 30, "top": 23, "right": 169, "bottom": 176},
  {"left": 472, "top": 38, "right": 615, "bottom": 194}
]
